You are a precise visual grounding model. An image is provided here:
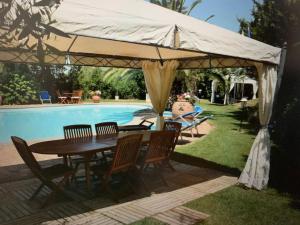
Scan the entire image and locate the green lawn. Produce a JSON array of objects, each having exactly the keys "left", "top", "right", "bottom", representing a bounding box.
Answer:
[
  {"left": 176, "top": 99, "right": 257, "bottom": 172},
  {"left": 132, "top": 100, "right": 300, "bottom": 225},
  {"left": 185, "top": 186, "right": 300, "bottom": 225}
]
